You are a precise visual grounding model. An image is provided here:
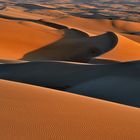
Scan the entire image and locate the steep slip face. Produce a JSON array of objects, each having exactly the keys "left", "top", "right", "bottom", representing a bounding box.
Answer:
[{"left": 0, "top": 80, "right": 140, "bottom": 140}]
